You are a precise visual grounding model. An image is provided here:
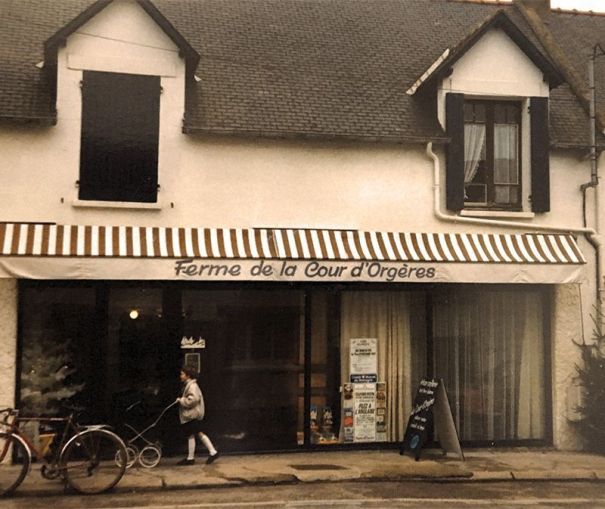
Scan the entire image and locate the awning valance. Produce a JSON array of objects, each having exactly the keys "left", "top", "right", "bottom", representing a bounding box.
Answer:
[{"left": 0, "top": 223, "right": 585, "bottom": 264}]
